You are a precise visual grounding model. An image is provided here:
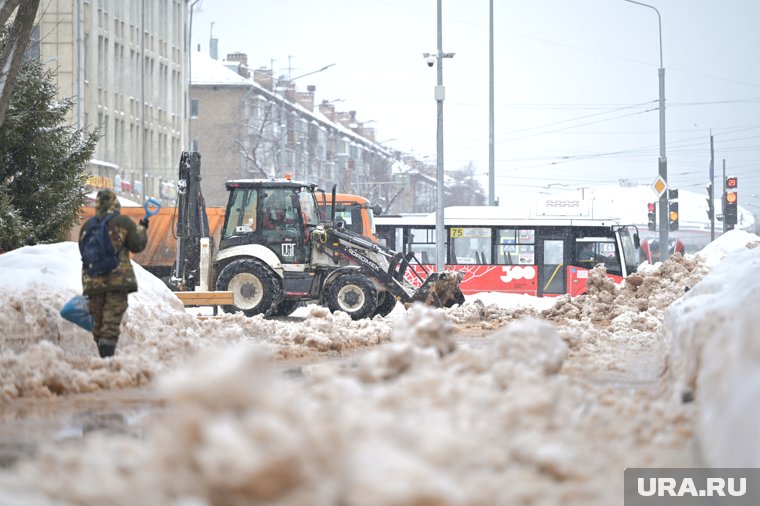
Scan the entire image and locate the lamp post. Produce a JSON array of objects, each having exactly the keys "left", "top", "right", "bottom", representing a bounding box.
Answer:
[
  {"left": 188, "top": 0, "right": 201, "bottom": 152},
  {"left": 425, "top": 0, "right": 455, "bottom": 273},
  {"left": 275, "top": 63, "right": 336, "bottom": 175},
  {"left": 623, "top": 0, "right": 667, "bottom": 261},
  {"left": 488, "top": 0, "right": 495, "bottom": 206}
]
